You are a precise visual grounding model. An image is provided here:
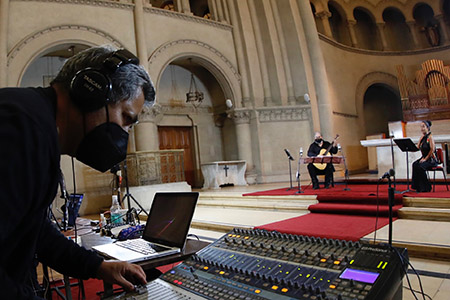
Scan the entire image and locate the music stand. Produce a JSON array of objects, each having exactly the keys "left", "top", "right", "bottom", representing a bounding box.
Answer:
[{"left": 393, "top": 138, "right": 419, "bottom": 193}]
